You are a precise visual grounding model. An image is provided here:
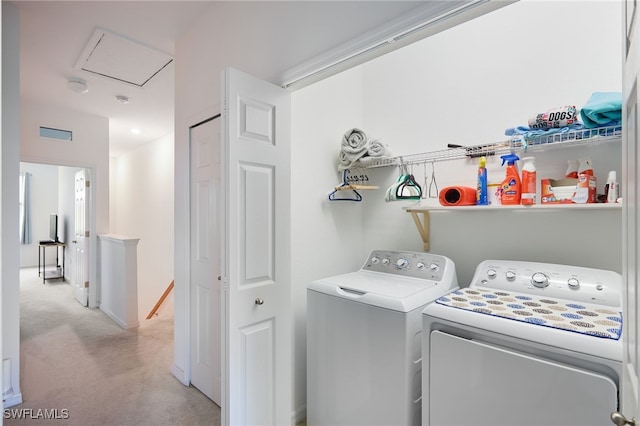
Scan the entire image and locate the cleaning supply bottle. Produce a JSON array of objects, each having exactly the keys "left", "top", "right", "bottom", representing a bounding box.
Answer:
[
  {"left": 521, "top": 157, "right": 536, "bottom": 205},
  {"left": 606, "top": 171, "right": 618, "bottom": 203},
  {"left": 578, "top": 158, "right": 594, "bottom": 176},
  {"left": 565, "top": 160, "right": 578, "bottom": 178},
  {"left": 500, "top": 154, "right": 521, "bottom": 205},
  {"left": 476, "top": 156, "right": 488, "bottom": 205}
]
